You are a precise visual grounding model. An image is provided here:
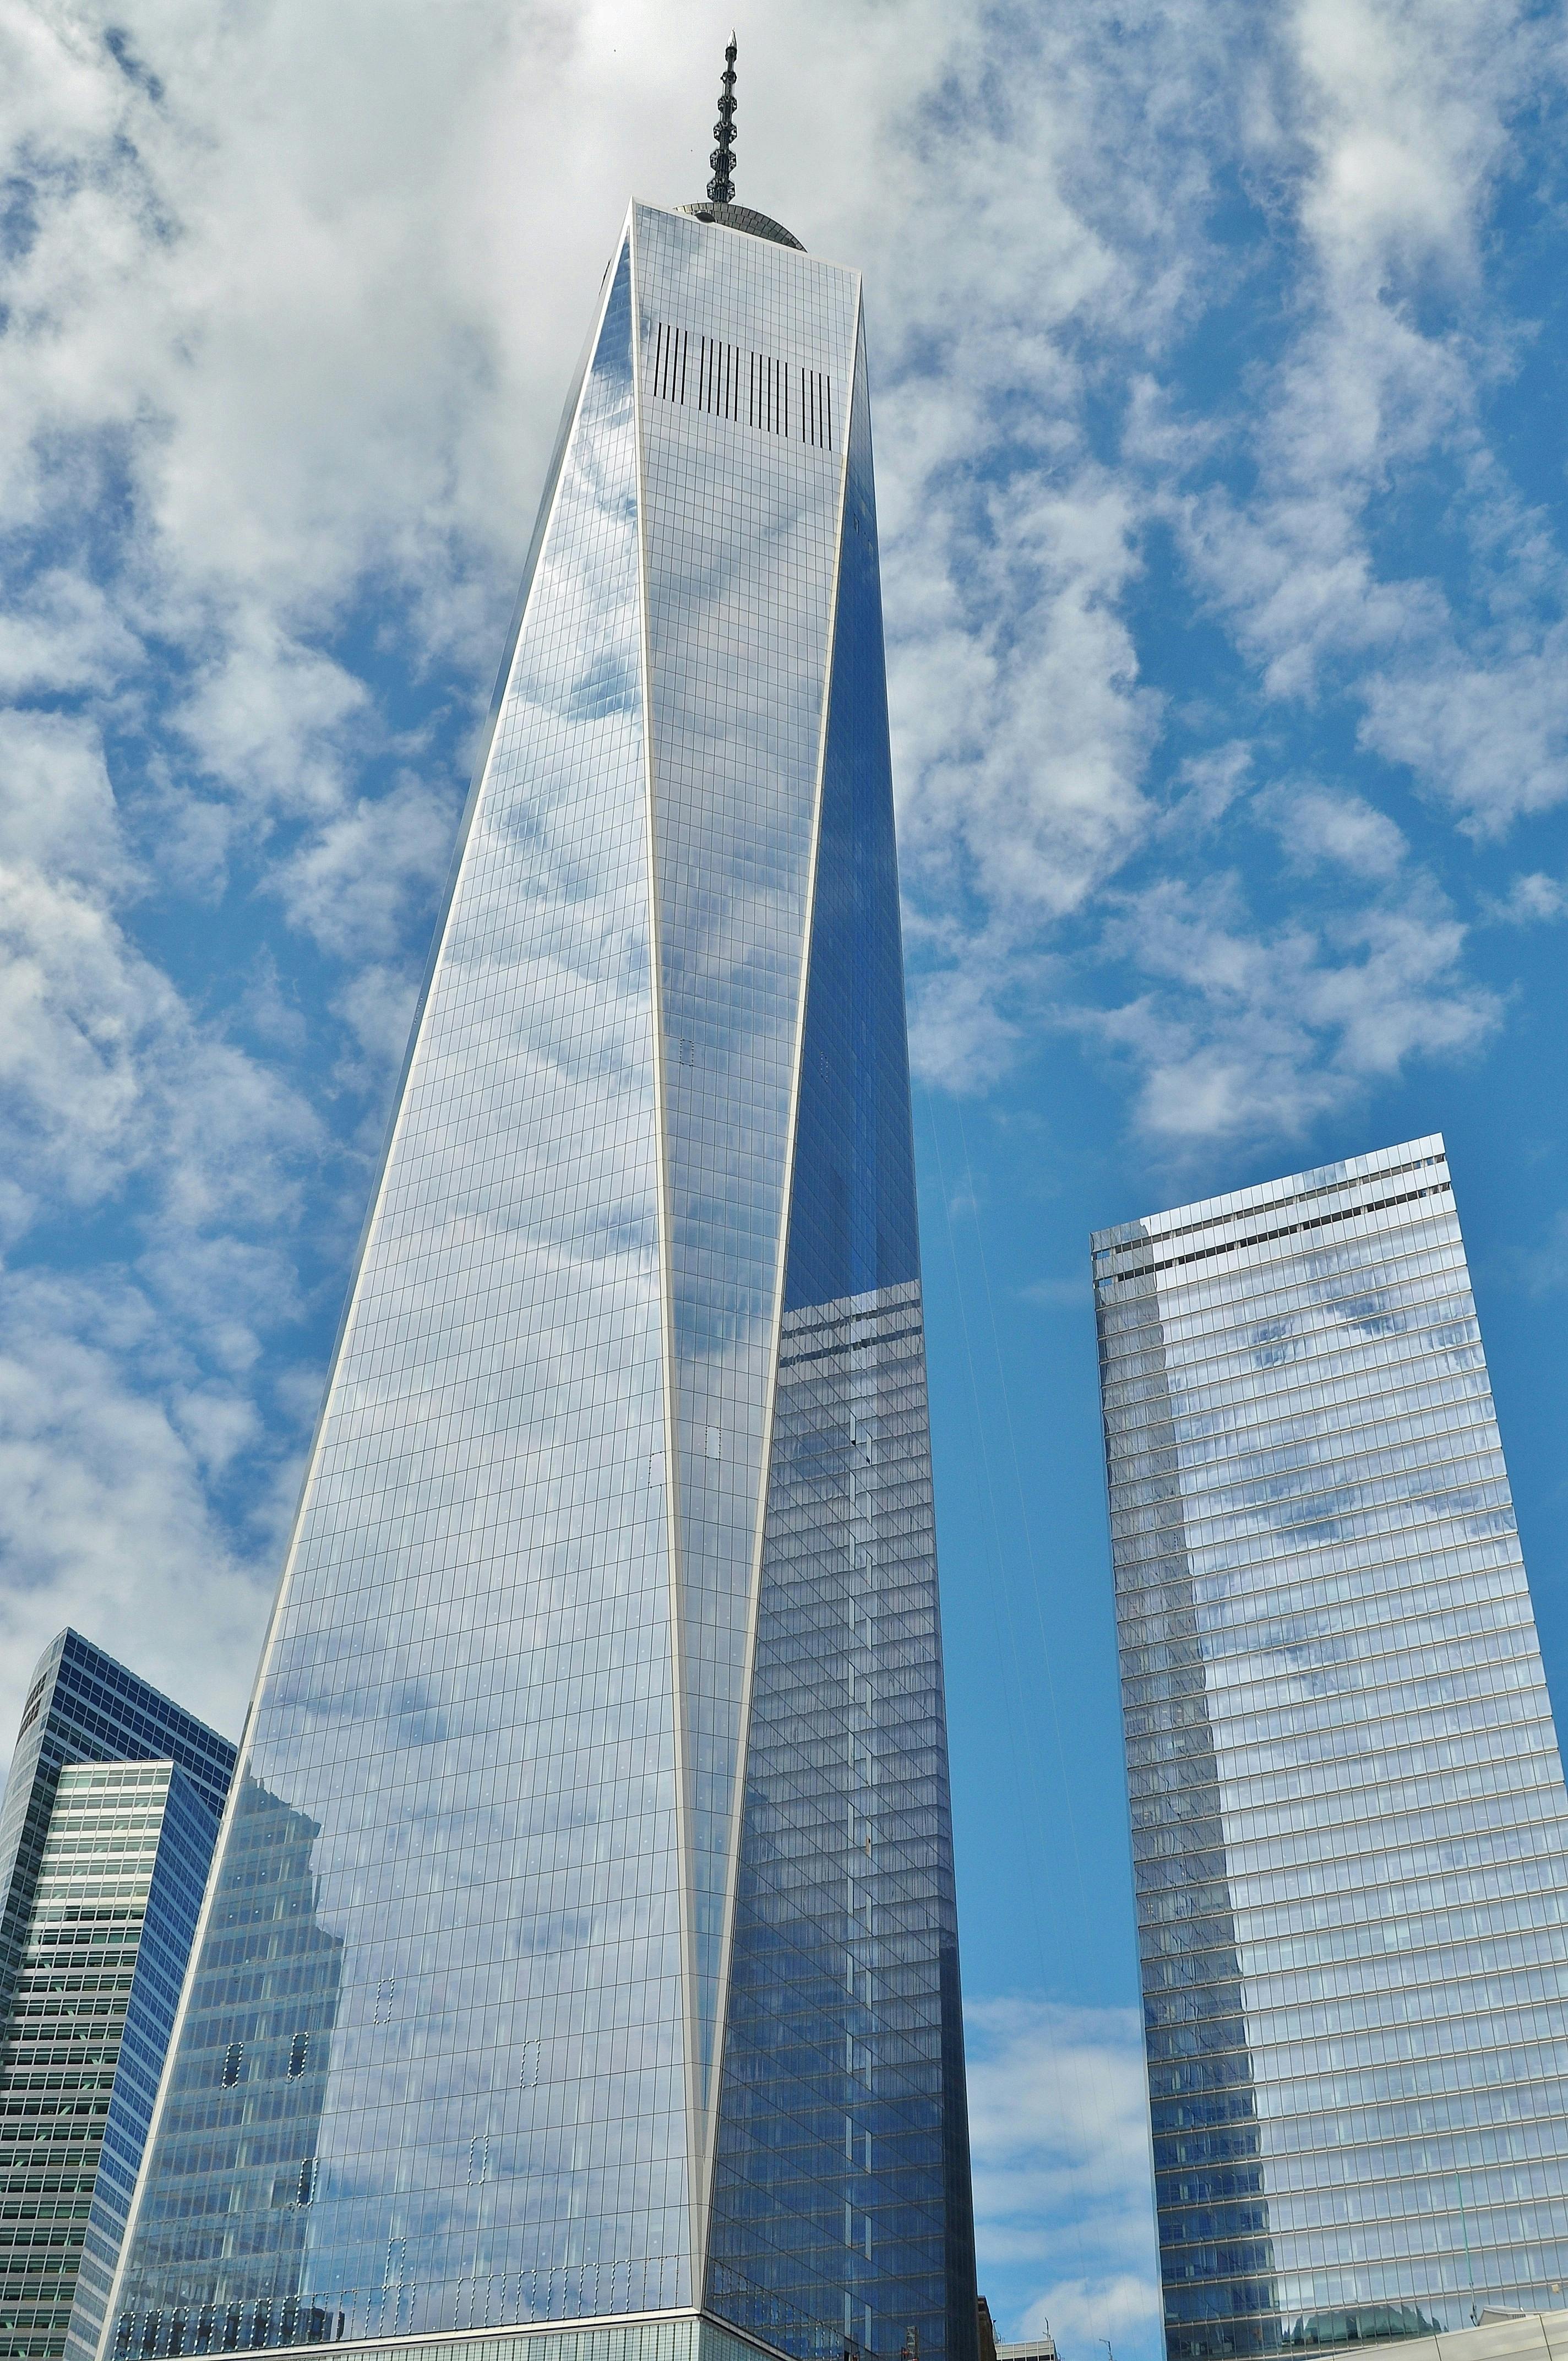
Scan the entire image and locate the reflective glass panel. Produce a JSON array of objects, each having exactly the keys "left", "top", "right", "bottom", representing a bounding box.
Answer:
[
  {"left": 0, "top": 1762, "right": 222, "bottom": 2361},
  {"left": 705, "top": 319, "right": 977, "bottom": 2361},
  {"left": 1095, "top": 1140, "right": 1568, "bottom": 2359},
  {"left": 108, "top": 205, "right": 978, "bottom": 2361},
  {"left": 634, "top": 204, "right": 858, "bottom": 2107},
  {"left": 113, "top": 236, "right": 689, "bottom": 2349}
]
